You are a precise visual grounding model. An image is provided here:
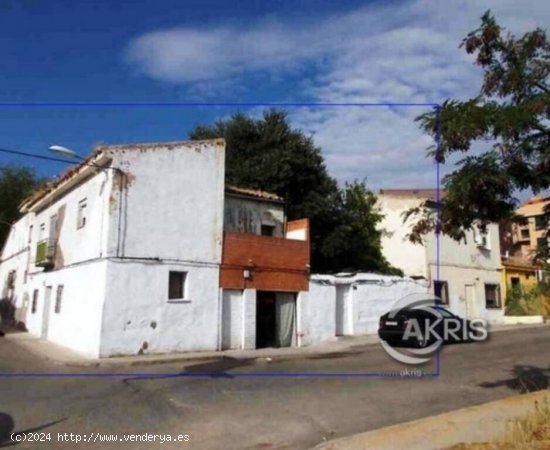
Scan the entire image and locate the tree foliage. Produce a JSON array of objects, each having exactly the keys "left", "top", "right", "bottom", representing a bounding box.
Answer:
[
  {"left": 409, "top": 11, "right": 550, "bottom": 243},
  {"left": 189, "top": 110, "right": 398, "bottom": 274},
  {"left": 0, "top": 165, "right": 45, "bottom": 248}
]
